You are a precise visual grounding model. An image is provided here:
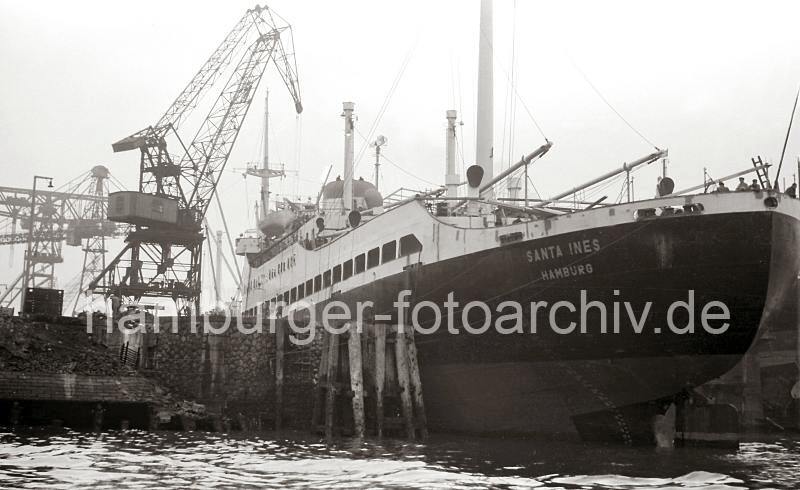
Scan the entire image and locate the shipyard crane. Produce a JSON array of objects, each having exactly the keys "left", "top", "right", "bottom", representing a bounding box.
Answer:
[
  {"left": 90, "top": 5, "right": 302, "bottom": 311},
  {"left": 0, "top": 166, "right": 128, "bottom": 311}
]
